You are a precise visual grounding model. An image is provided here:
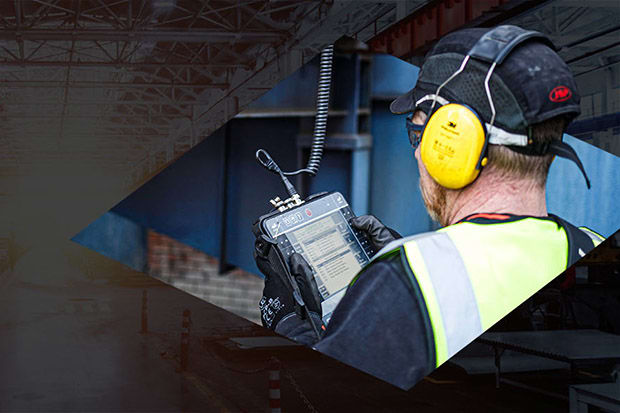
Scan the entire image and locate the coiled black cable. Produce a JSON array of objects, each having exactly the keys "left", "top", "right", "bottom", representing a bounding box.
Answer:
[
  {"left": 299, "top": 43, "right": 334, "bottom": 176},
  {"left": 256, "top": 44, "right": 335, "bottom": 183},
  {"left": 254, "top": 45, "right": 334, "bottom": 341}
]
